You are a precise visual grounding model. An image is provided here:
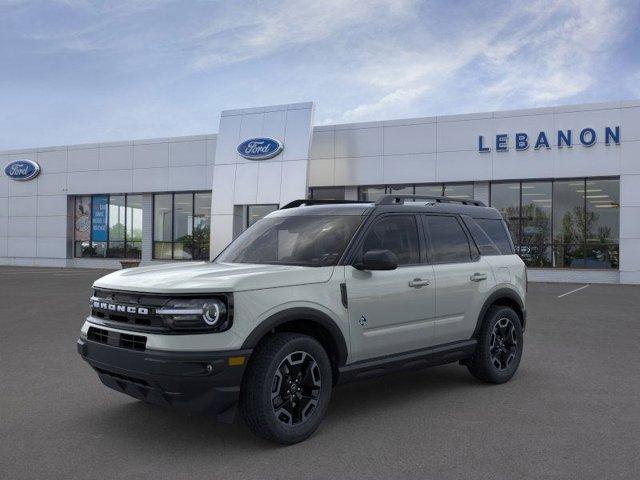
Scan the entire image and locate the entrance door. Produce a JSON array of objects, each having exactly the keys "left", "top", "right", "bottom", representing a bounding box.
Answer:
[{"left": 346, "top": 214, "right": 436, "bottom": 363}]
